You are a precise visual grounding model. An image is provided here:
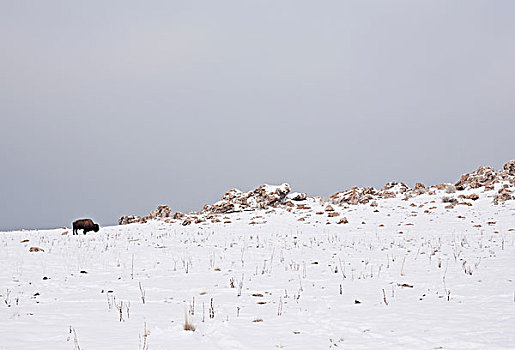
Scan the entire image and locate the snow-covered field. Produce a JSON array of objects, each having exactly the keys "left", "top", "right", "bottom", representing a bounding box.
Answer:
[{"left": 1, "top": 184, "right": 515, "bottom": 349}]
